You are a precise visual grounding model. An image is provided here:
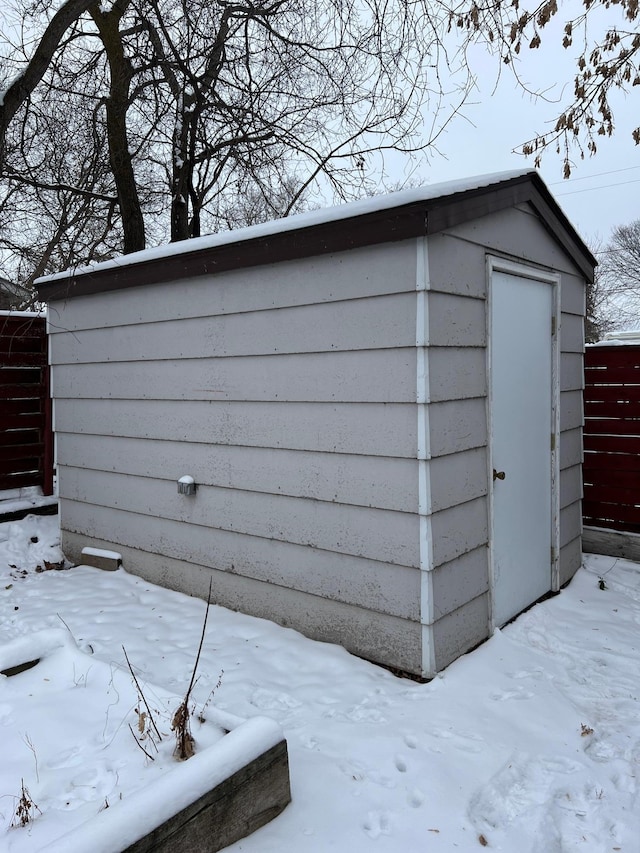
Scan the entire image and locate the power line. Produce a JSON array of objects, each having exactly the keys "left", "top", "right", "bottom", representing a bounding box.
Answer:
[
  {"left": 555, "top": 178, "right": 640, "bottom": 197},
  {"left": 549, "top": 165, "right": 640, "bottom": 186}
]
